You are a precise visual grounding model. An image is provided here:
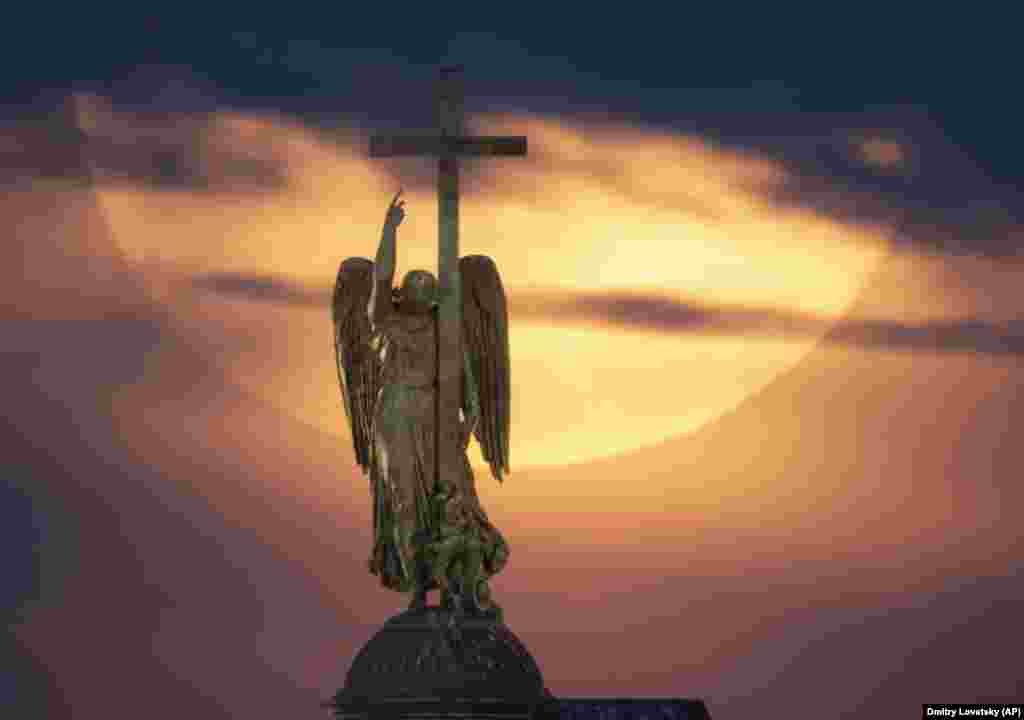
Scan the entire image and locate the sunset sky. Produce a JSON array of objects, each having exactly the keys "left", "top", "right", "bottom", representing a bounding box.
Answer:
[{"left": 3, "top": 18, "right": 1022, "bottom": 720}]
